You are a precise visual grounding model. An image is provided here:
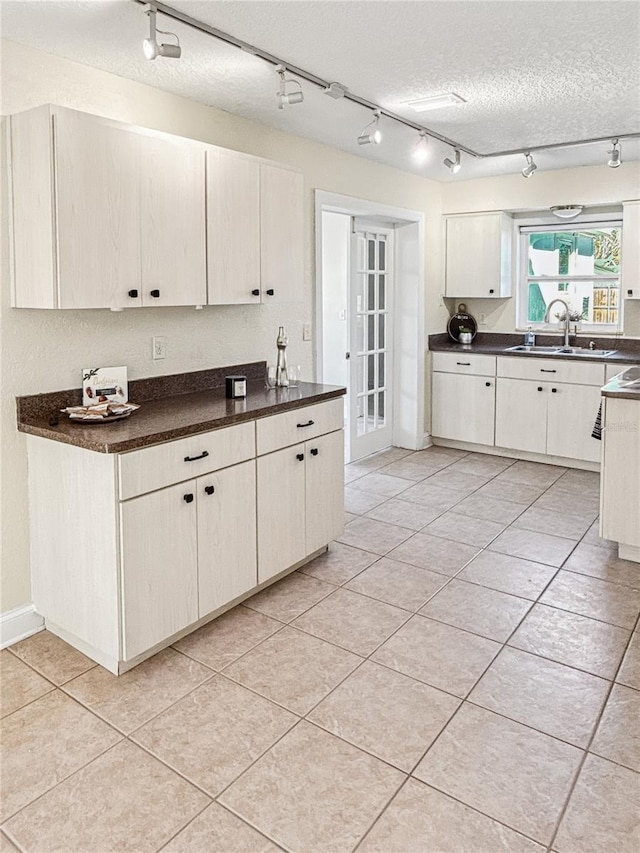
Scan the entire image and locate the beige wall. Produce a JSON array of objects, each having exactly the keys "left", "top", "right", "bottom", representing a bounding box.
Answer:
[
  {"left": 441, "top": 164, "right": 640, "bottom": 335},
  {"left": 0, "top": 39, "right": 445, "bottom": 612}
]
